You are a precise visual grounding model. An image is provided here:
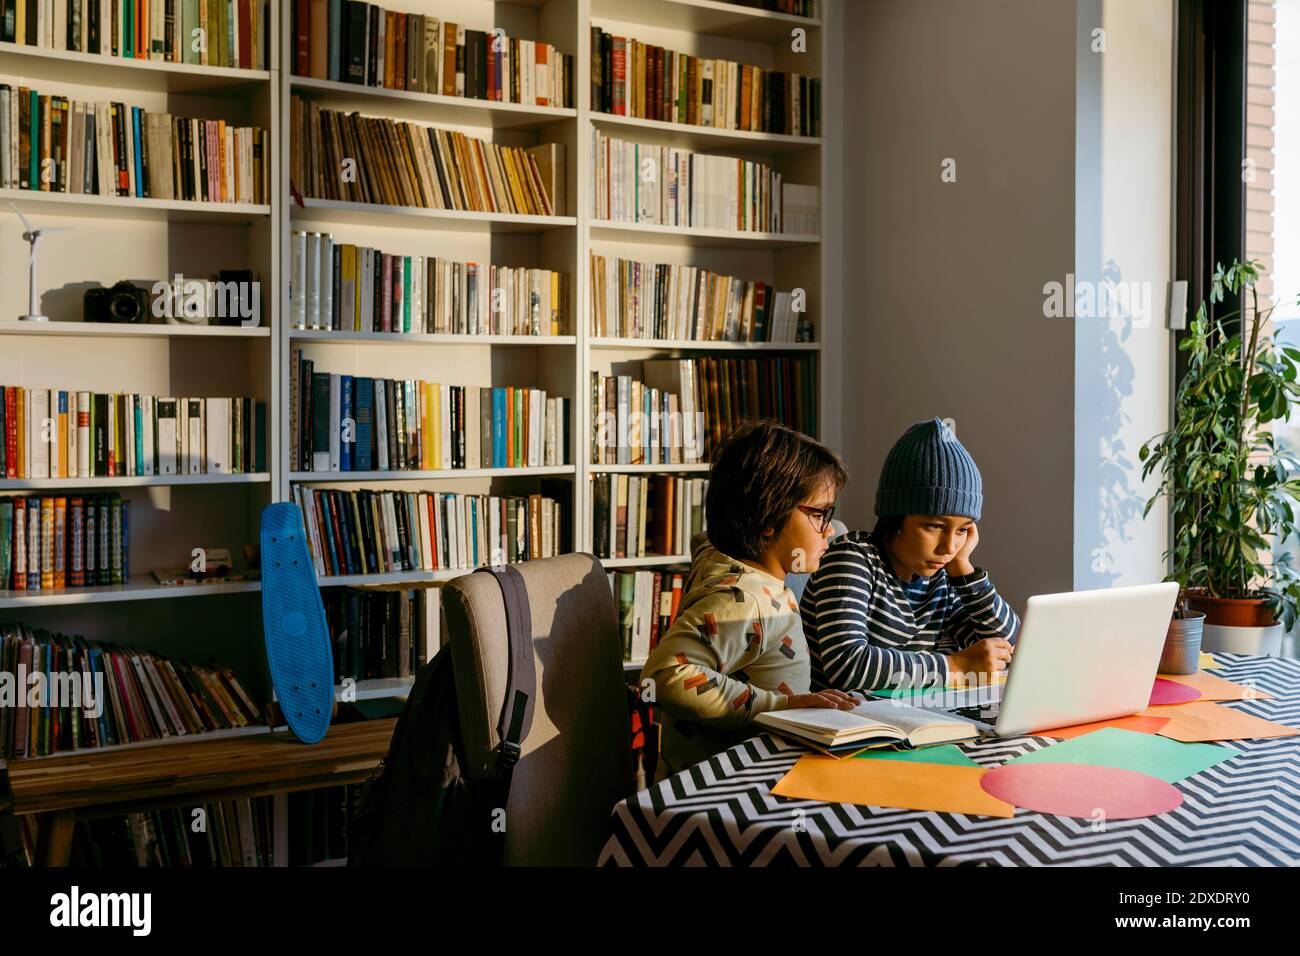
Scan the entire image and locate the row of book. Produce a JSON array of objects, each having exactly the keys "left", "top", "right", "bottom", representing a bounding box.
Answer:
[
  {"left": 589, "top": 254, "right": 812, "bottom": 343},
  {"left": 292, "top": 486, "right": 567, "bottom": 578},
  {"left": 610, "top": 566, "right": 690, "bottom": 663},
  {"left": 729, "top": 0, "right": 816, "bottom": 15},
  {"left": 0, "top": 388, "right": 267, "bottom": 479},
  {"left": 292, "top": 2, "right": 575, "bottom": 108},
  {"left": 290, "top": 95, "right": 562, "bottom": 215},
  {"left": 290, "top": 360, "right": 571, "bottom": 473},
  {"left": 71, "top": 796, "right": 276, "bottom": 867},
  {"left": 0, "top": 494, "right": 128, "bottom": 591},
  {"left": 0, "top": 86, "right": 269, "bottom": 202},
  {"left": 289, "top": 232, "right": 570, "bottom": 336},
  {"left": 591, "top": 356, "right": 817, "bottom": 463},
  {"left": 286, "top": 784, "right": 364, "bottom": 866},
  {"left": 592, "top": 129, "right": 813, "bottom": 233},
  {"left": 593, "top": 475, "right": 707, "bottom": 563},
  {"left": 322, "top": 585, "right": 434, "bottom": 683},
  {"left": 590, "top": 29, "right": 821, "bottom": 137},
  {"left": 591, "top": 364, "right": 703, "bottom": 466},
  {"left": 0, "top": 623, "right": 262, "bottom": 760},
  {"left": 693, "top": 354, "right": 817, "bottom": 458},
  {"left": 0, "top": 0, "right": 271, "bottom": 69}
]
